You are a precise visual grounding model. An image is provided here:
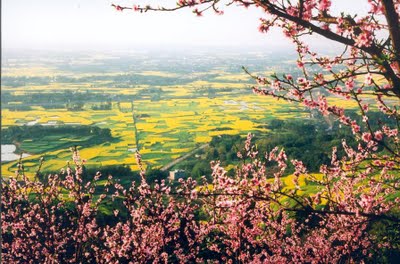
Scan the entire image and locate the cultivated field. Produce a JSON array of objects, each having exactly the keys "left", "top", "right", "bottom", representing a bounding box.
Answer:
[{"left": 1, "top": 51, "right": 361, "bottom": 178}]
